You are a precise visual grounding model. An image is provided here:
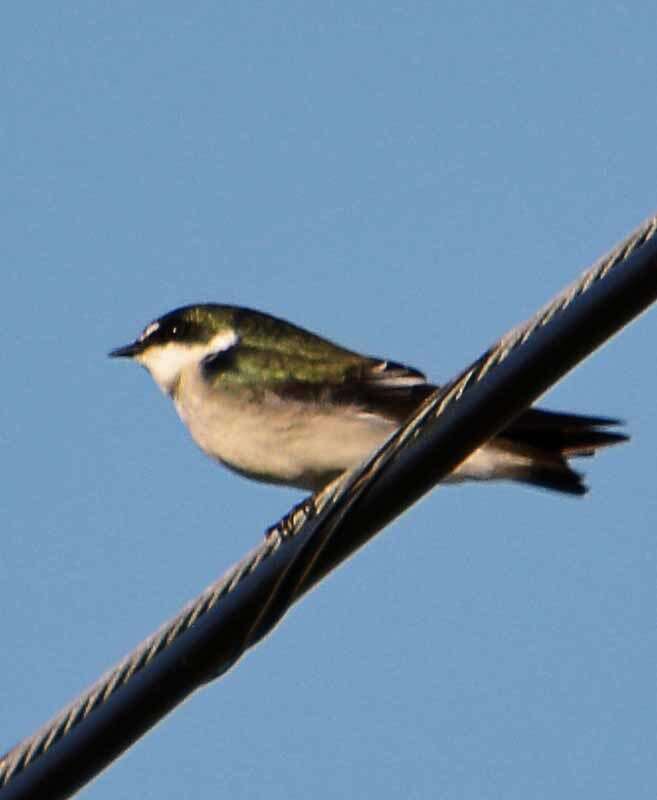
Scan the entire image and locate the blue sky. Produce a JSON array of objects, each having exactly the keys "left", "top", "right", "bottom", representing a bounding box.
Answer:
[{"left": 2, "top": 4, "right": 656, "bottom": 798}]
